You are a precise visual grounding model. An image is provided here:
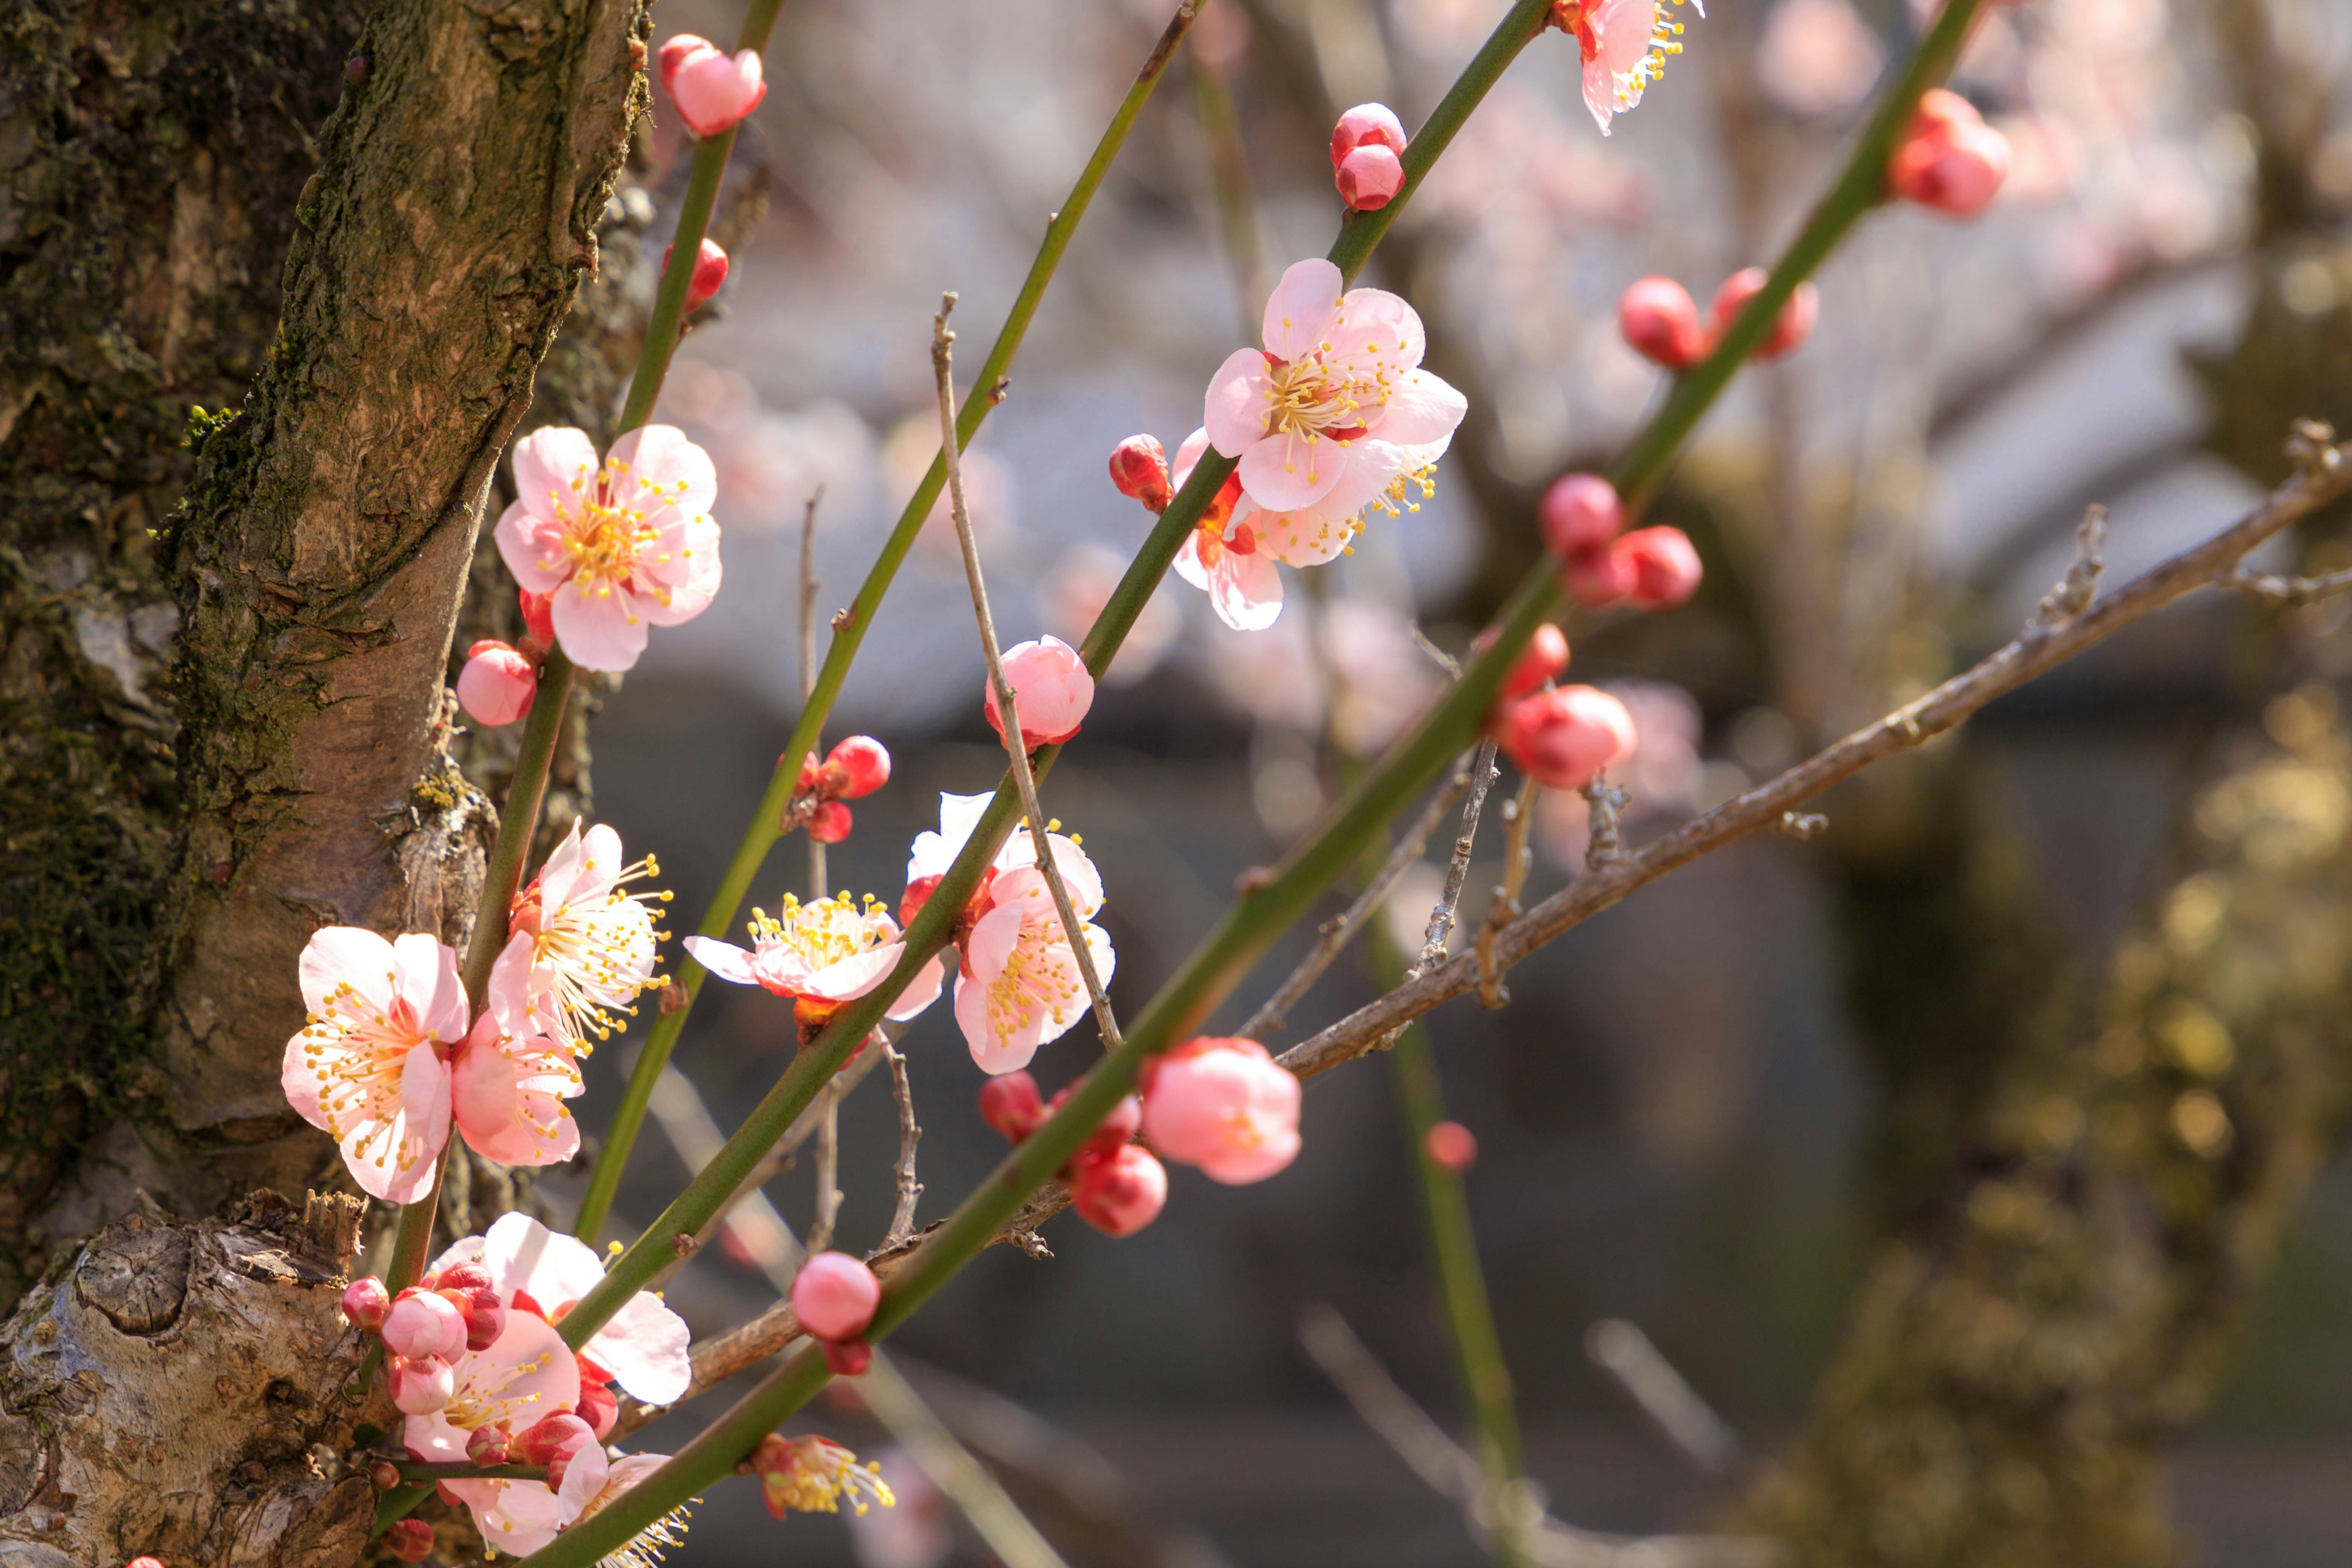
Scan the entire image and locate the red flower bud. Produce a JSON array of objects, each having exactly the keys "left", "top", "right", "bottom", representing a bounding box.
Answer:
[
  {"left": 821, "top": 1336, "right": 874, "bottom": 1377},
  {"left": 467, "top": 1423, "right": 513, "bottom": 1467},
  {"left": 1425, "top": 1120, "right": 1478, "bottom": 1172},
  {"left": 1618, "top": 276, "right": 1710, "bottom": 369},
  {"left": 518, "top": 588, "right": 557, "bottom": 647},
  {"left": 1071, "top": 1145, "right": 1168, "bottom": 1237},
  {"left": 824, "top": 736, "right": 891, "bottom": 799},
  {"left": 383, "top": 1519, "right": 435, "bottom": 1562},
  {"left": 1336, "top": 143, "right": 1405, "bottom": 211},
  {"left": 1494, "top": 686, "right": 1638, "bottom": 792},
  {"left": 1539, "top": 473, "right": 1623, "bottom": 560},
  {"left": 1495, "top": 623, "right": 1571, "bottom": 702},
  {"left": 791, "top": 1251, "right": 882, "bottom": 1342},
  {"left": 807, "top": 800, "right": 852, "bottom": 844},
  {"left": 340, "top": 1275, "right": 390, "bottom": 1333},
  {"left": 513, "top": 1411, "right": 596, "bottom": 1467},
  {"left": 1108, "top": 435, "right": 1174, "bottom": 512},
  {"left": 1889, "top": 92, "right": 2010, "bottom": 217},
  {"left": 1047, "top": 1087, "right": 1142, "bottom": 1177},
  {"left": 1563, "top": 541, "right": 1637, "bottom": 608},
  {"left": 657, "top": 34, "right": 707, "bottom": 96},
  {"left": 1613, "top": 526, "right": 1703, "bottom": 611},
  {"left": 1708, "top": 268, "right": 1818, "bottom": 361},
  {"left": 576, "top": 1381, "right": 619, "bottom": 1440},
  {"left": 663, "top": 236, "right": 731, "bottom": 311},
  {"left": 978, "top": 1071, "right": 1046, "bottom": 1143}
]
